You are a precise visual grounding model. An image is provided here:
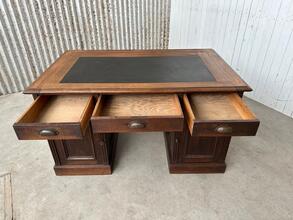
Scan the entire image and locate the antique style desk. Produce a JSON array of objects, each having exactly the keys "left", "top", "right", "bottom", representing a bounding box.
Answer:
[{"left": 13, "top": 49, "right": 259, "bottom": 175}]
